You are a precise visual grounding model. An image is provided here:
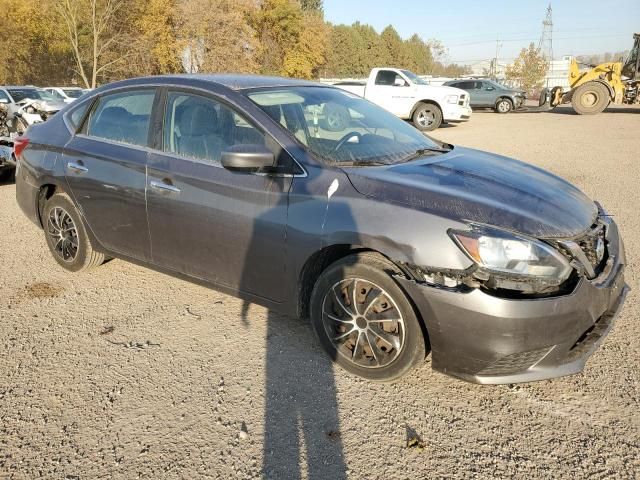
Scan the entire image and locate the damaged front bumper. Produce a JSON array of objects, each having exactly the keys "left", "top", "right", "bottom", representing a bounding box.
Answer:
[{"left": 396, "top": 218, "right": 628, "bottom": 384}]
